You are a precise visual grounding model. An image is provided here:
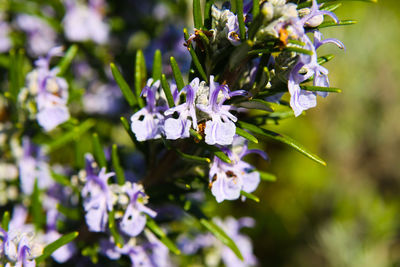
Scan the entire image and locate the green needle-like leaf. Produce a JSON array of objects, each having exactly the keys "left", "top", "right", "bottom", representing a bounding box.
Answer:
[
  {"left": 285, "top": 46, "right": 314, "bottom": 55},
  {"left": 206, "top": 145, "right": 231, "bottom": 164},
  {"left": 36, "top": 232, "right": 79, "bottom": 263},
  {"left": 152, "top": 49, "right": 162, "bottom": 82},
  {"left": 259, "top": 171, "right": 277, "bottom": 182},
  {"left": 2, "top": 211, "right": 10, "bottom": 231},
  {"left": 200, "top": 219, "right": 243, "bottom": 261},
  {"left": 112, "top": 144, "right": 125, "bottom": 185},
  {"left": 161, "top": 74, "right": 175, "bottom": 108},
  {"left": 146, "top": 219, "right": 181, "bottom": 255},
  {"left": 135, "top": 50, "right": 146, "bottom": 108},
  {"left": 189, "top": 128, "right": 203, "bottom": 141},
  {"left": 184, "top": 28, "right": 208, "bottom": 82},
  {"left": 317, "top": 54, "right": 335, "bottom": 65},
  {"left": 92, "top": 133, "right": 107, "bottom": 169},
  {"left": 108, "top": 210, "right": 124, "bottom": 248},
  {"left": 32, "top": 179, "right": 44, "bottom": 230},
  {"left": 240, "top": 190, "right": 260, "bottom": 202},
  {"left": 204, "top": 0, "right": 214, "bottom": 29},
  {"left": 111, "top": 63, "right": 137, "bottom": 108},
  {"left": 300, "top": 85, "right": 341, "bottom": 93},
  {"left": 235, "top": 0, "right": 246, "bottom": 40},
  {"left": 236, "top": 127, "right": 258, "bottom": 143},
  {"left": 170, "top": 57, "right": 185, "bottom": 91},
  {"left": 57, "top": 204, "right": 80, "bottom": 220},
  {"left": 57, "top": 45, "right": 78, "bottom": 76},
  {"left": 252, "top": 0, "right": 259, "bottom": 17},
  {"left": 237, "top": 121, "right": 327, "bottom": 166},
  {"left": 317, "top": 20, "right": 357, "bottom": 29},
  {"left": 51, "top": 171, "right": 72, "bottom": 187},
  {"left": 193, "top": 0, "right": 203, "bottom": 29},
  {"left": 238, "top": 99, "right": 274, "bottom": 112},
  {"left": 175, "top": 149, "right": 211, "bottom": 164}
]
